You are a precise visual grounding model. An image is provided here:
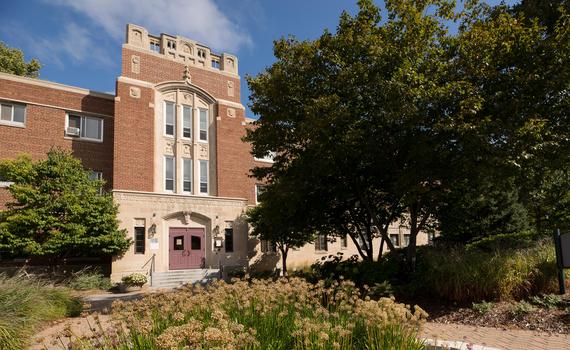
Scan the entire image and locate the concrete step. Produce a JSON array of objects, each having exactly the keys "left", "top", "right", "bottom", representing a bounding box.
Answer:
[{"left": 150, "top": 269, "right": 219, "bottom": 289}]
